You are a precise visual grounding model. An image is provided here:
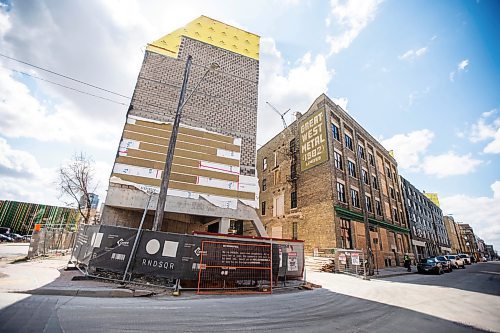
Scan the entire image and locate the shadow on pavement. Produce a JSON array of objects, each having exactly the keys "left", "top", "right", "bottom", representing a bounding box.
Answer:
[{"left": 0, "top": 287, "right": 489, "bottom": 332}]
